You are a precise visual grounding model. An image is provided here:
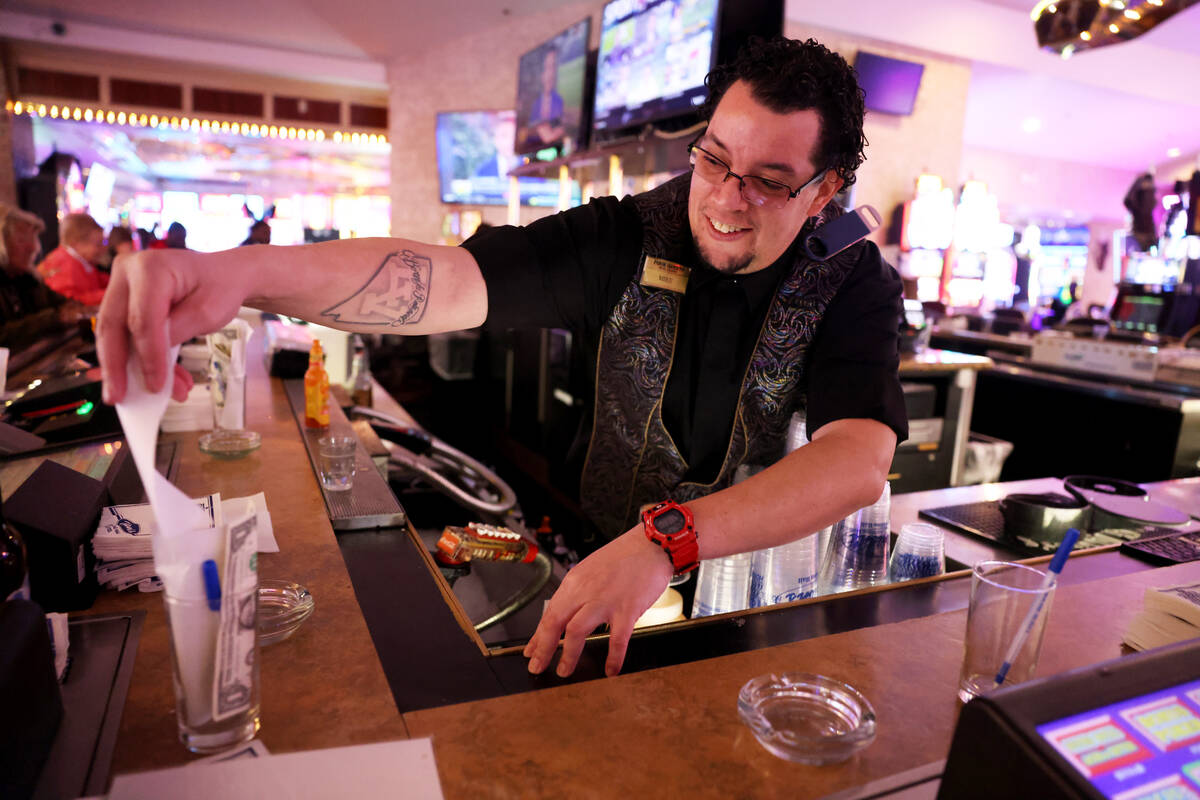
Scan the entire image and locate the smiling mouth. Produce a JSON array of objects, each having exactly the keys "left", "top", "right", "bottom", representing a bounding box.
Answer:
[{"left": 706, "top": 216, "right": 750, "bottom": 236}]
